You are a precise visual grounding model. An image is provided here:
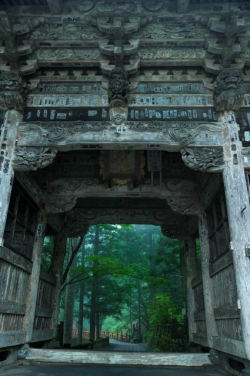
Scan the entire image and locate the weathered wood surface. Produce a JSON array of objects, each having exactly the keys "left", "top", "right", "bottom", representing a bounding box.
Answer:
[
  {"left": 0, "top": 111, "right": 22, "bottom": 246},
  {"left": 50, "top": 233, "right": 67, "bottom": 336},
  {"left": 198, "top": 211, "right": 218, "bottom": 347},
  {"left": 26, "top": 348, "right": 212, "bottom": 367},
  {"left": 222, "top": 112, "right": 250, "bottom": 360},
  {"left": 23, "top": 211, "right": 47, "bottom": 342}
]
